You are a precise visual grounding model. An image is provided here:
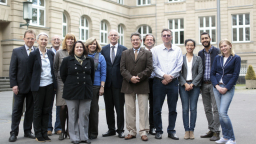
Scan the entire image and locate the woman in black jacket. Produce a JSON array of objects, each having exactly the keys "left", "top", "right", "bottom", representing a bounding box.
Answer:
[{"left": 60, "top": 41, "right": 94, "bottom": 144}]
